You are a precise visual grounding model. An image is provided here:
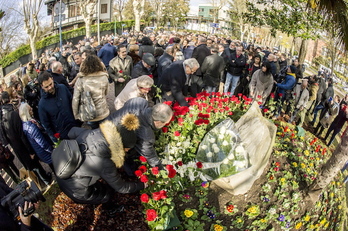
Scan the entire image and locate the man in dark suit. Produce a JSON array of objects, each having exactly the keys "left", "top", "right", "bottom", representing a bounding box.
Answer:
[
  {"left": 158, "top": 58, "right": 199, "bottom": 106},
  {"left": 191, "top": 37, "right": 211, "bottom": 97}
]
